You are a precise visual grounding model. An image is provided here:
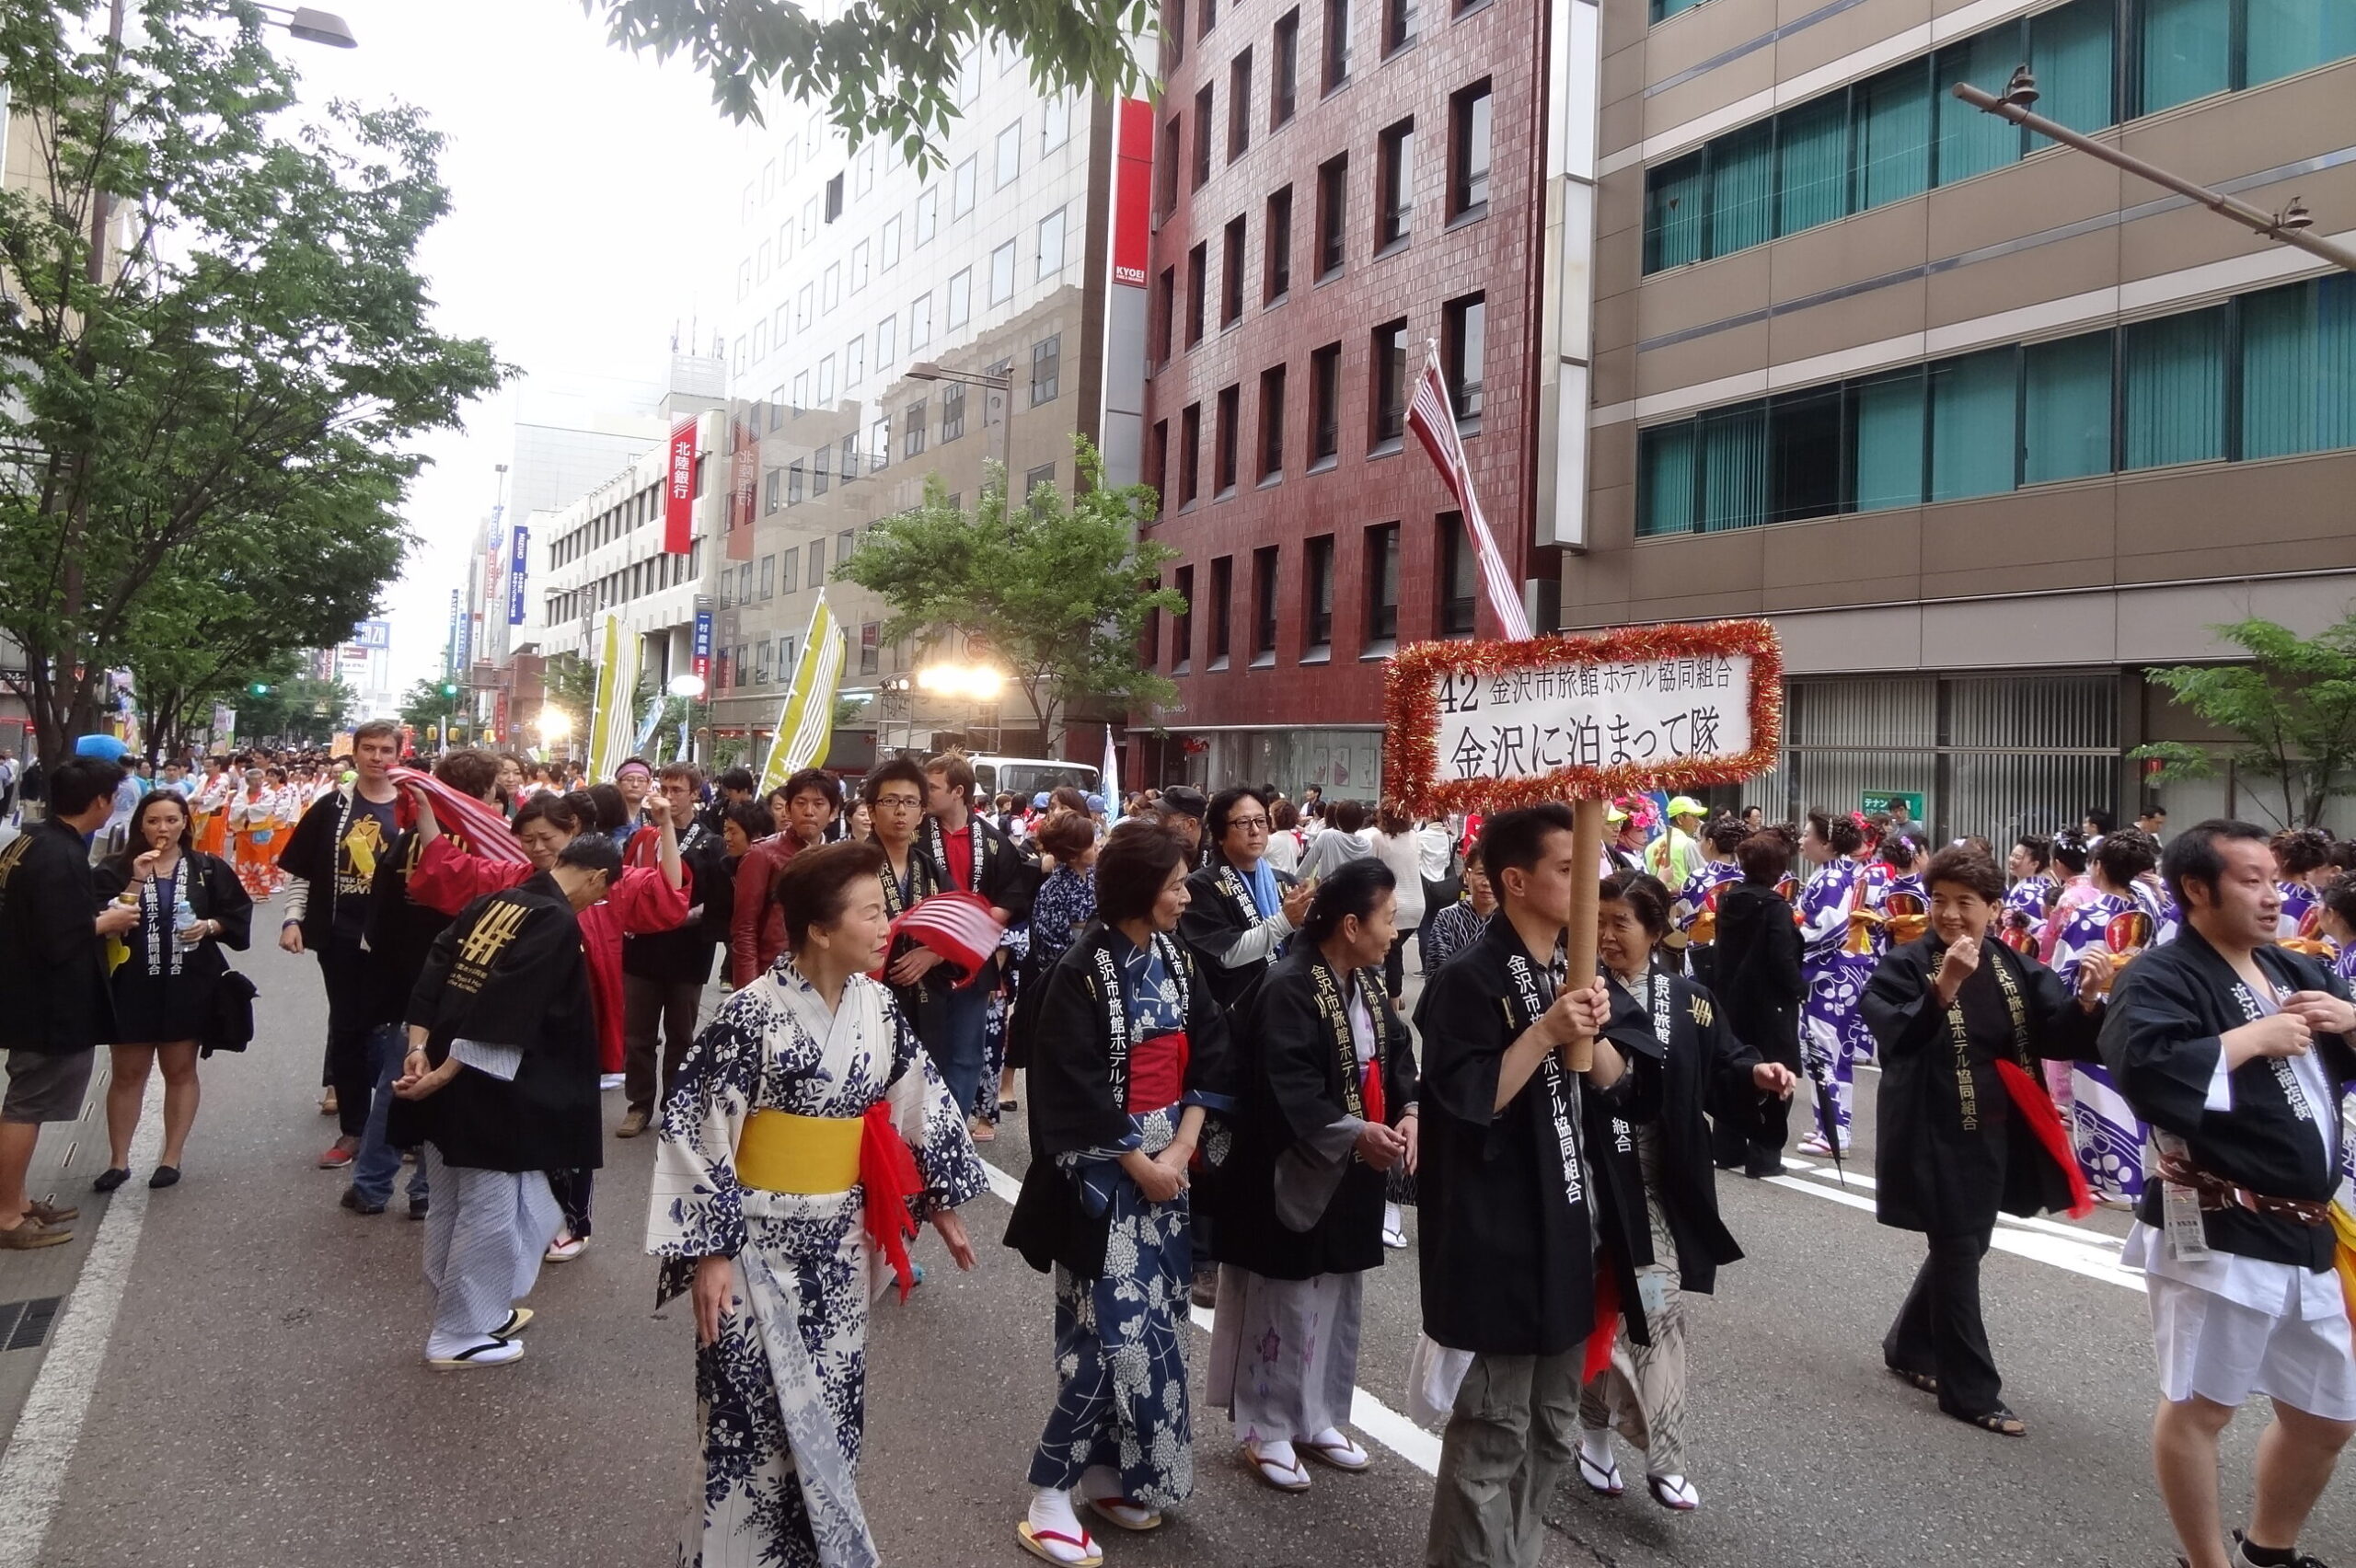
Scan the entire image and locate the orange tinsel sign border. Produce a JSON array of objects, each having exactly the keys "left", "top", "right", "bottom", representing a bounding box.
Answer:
[{"left": 1384, "top": 619, "right": 1785, "bottom": 814}]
